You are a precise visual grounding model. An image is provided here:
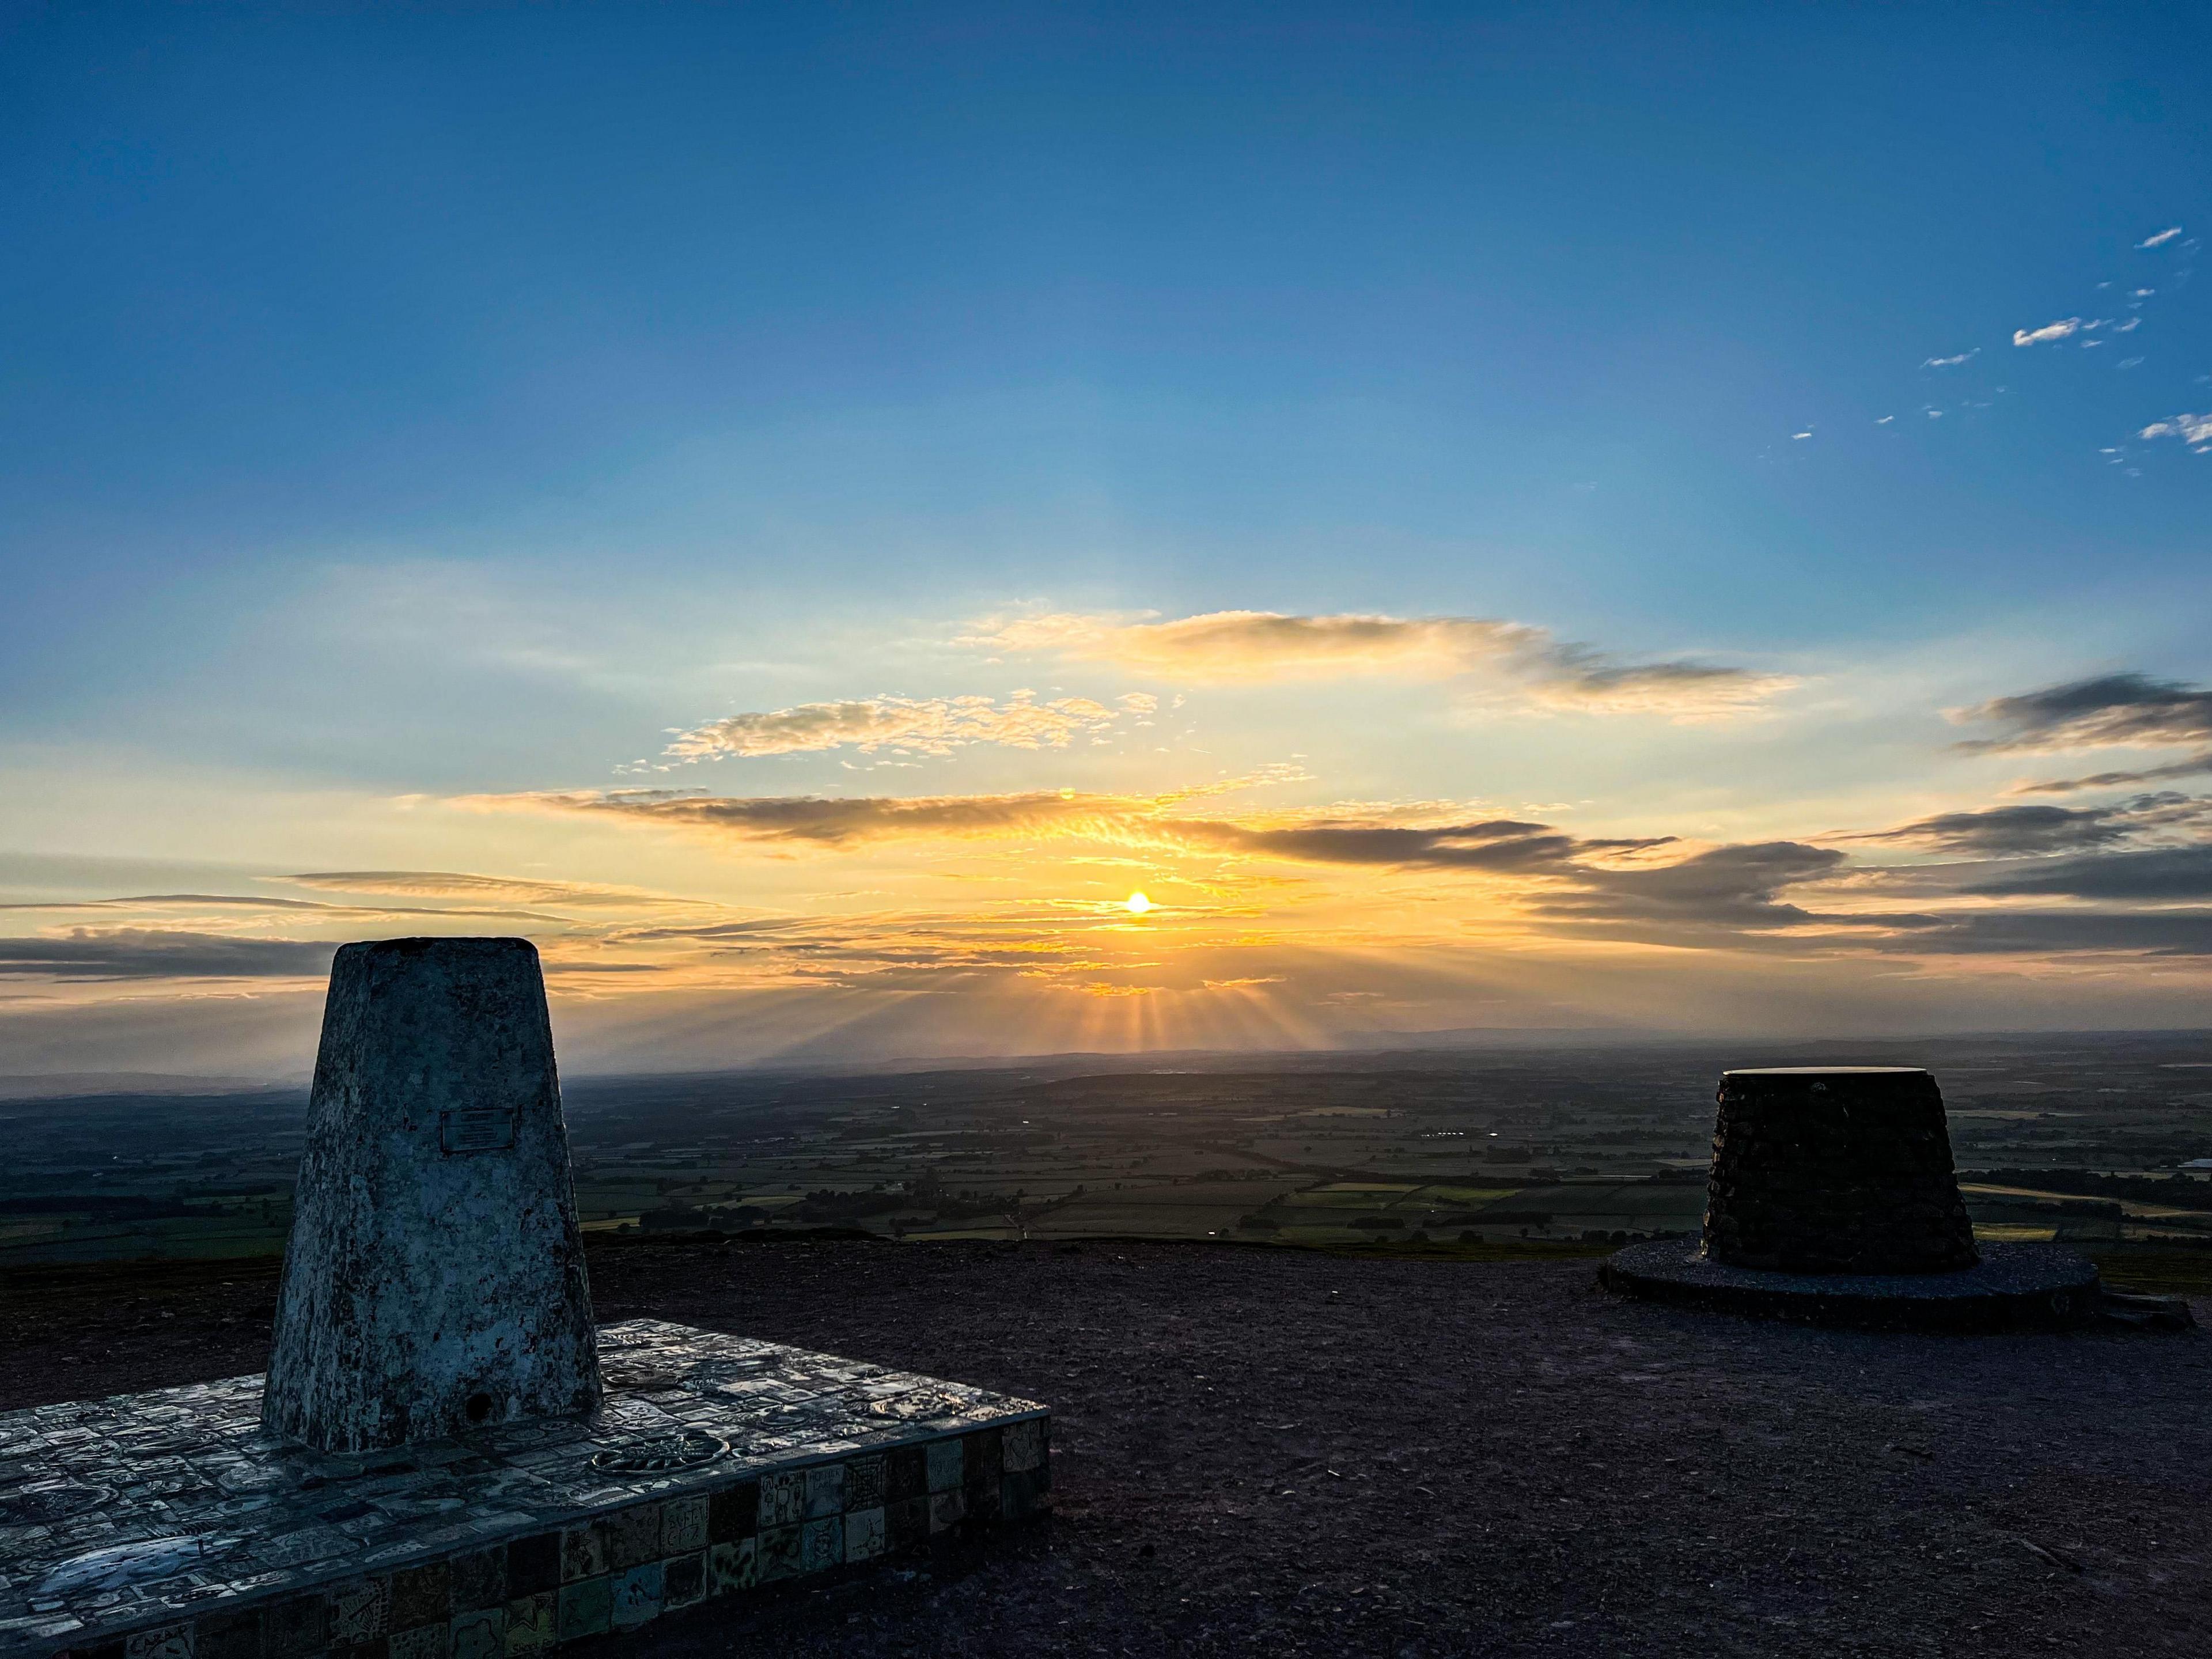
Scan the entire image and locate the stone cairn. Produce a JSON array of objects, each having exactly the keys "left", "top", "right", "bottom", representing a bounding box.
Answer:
[
  {"left": 264, "top": 937, "right": 603, "bottom": 1453},
  {"left": 1702, "top": 1066, "right": 1979, "bottom": 1275}
]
